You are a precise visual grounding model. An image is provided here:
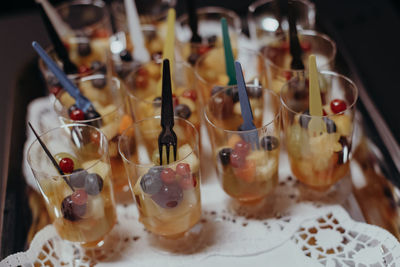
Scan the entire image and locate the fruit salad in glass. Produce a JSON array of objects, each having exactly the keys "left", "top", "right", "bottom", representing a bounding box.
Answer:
[
  {"left": 54, "top": 74, "right": 134, "bottom": 199},
  {"left": 119, "top": 116, "right": 201, "bottom": 238},
  {"left": 280, "top": 71, "right": 358, "bottom": 190},
  {"left": 27, "top": 124, "right": 117, "bottom": 247},
  {"left": 263, "top": 30, "right": 336, "bottom": 94},
  {"left": 205, "top": 86, "right": 281, "bottom": 203}
]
